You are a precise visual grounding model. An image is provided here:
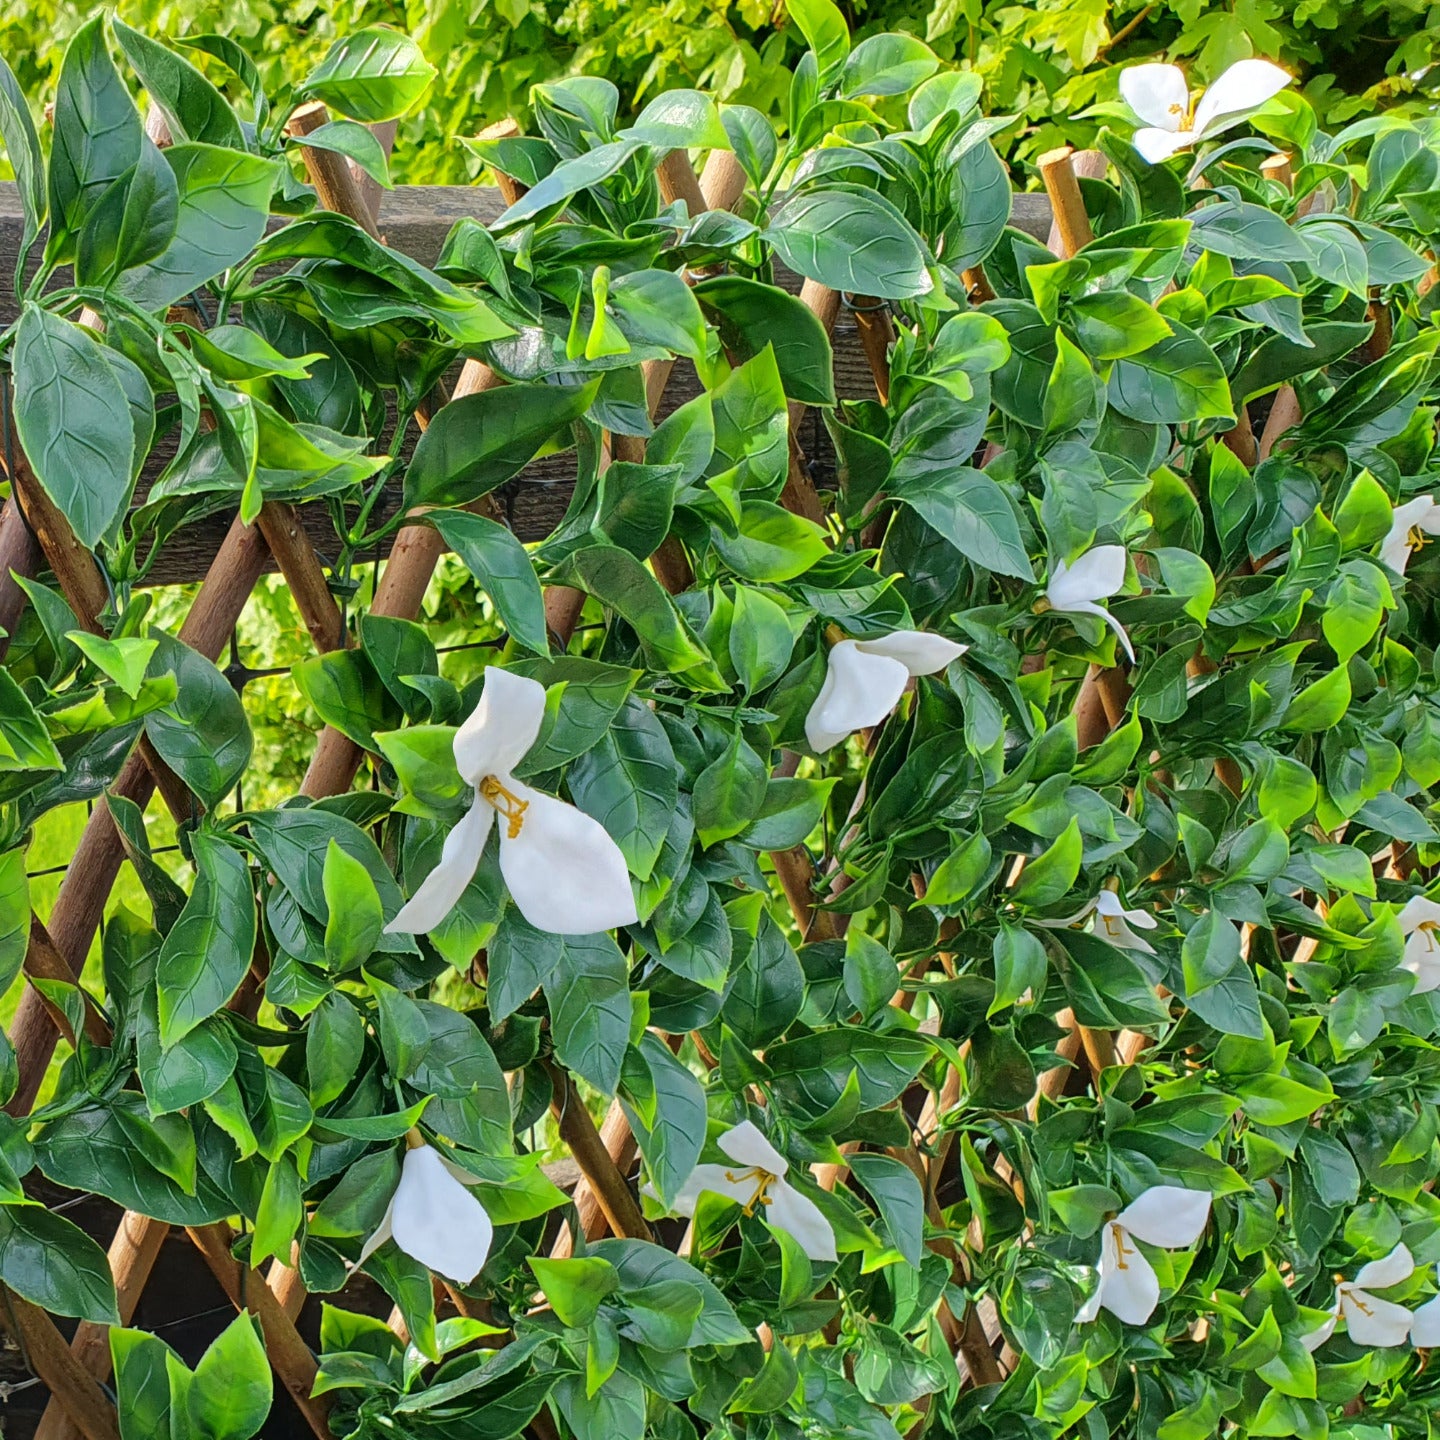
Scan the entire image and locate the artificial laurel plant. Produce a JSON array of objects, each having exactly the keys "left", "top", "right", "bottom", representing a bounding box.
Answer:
[{"left": 1, "top": 7, "right": 1440, "bottom": 1440}]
